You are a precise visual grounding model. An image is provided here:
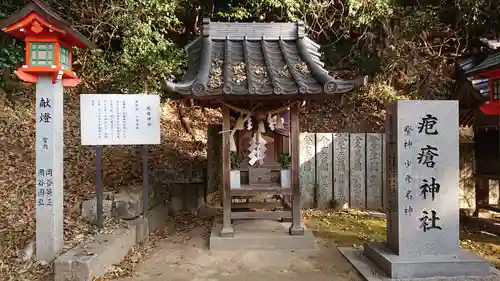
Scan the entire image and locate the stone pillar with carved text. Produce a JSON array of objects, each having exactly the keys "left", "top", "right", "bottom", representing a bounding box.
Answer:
[
  {"left": 35, "top": 77, "right": 64, "bottom": 262},
  {"left": 350, "top": 134, "right": 366, "bottom": 209},
  {"left": 299, "top": 133, "right": 316, "bottom": 208},
  {"left": 0, "top": 0, "right": 95, "bottom": 262},
  {"left": 366, "top": 133, "right": 383, "bottom": 210},
  {"left": 316, "top": 133, "right": 333, "bottom": 208},
  {"left": 362, "top": 100, "right": 490, "bottom": 279},
  {"left": 333, "top": 133, "right": 349, "bottom": 209}
]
